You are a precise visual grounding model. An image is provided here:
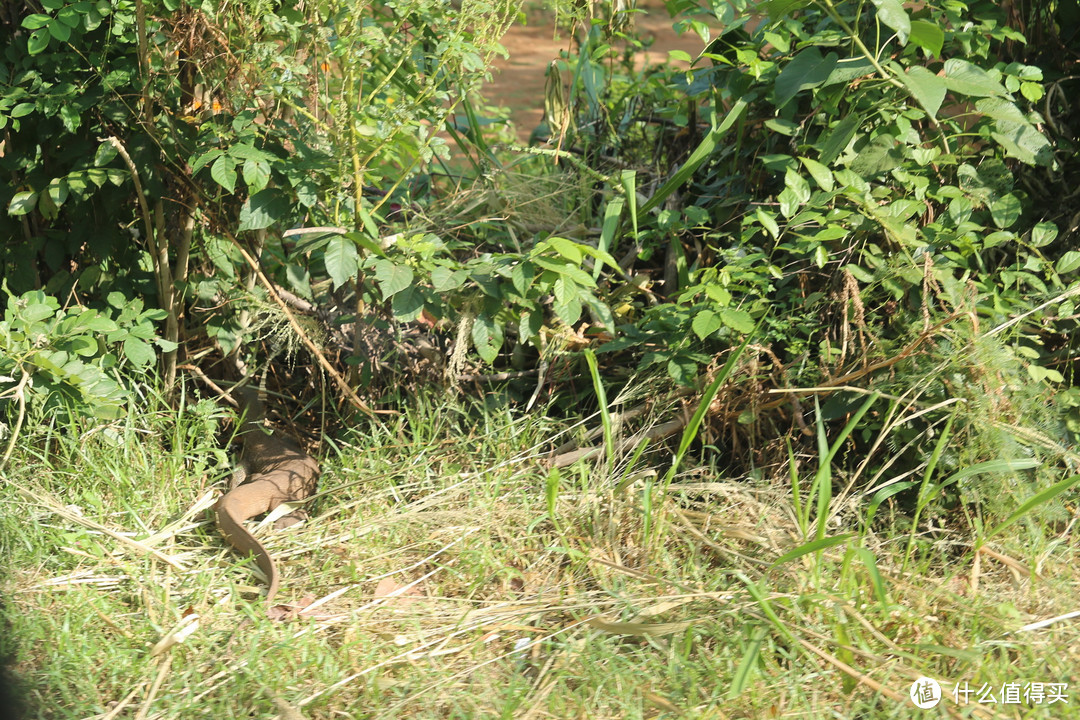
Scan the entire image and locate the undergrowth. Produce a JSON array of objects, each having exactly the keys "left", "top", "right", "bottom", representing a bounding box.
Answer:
[{"left": 1, "top": 386, "right": 1078, "bottom": 719}]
